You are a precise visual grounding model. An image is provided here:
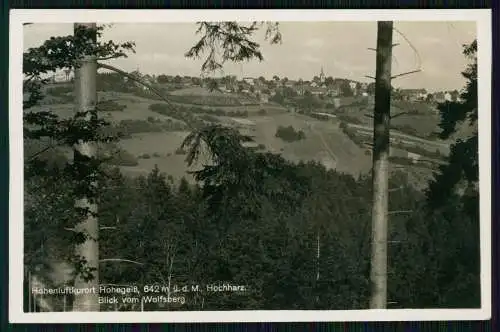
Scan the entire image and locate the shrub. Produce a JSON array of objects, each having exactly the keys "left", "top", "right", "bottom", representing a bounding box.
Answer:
[
  {"left": 389, "top": 156, "right": 414, "bottom": 166},
  {"left": 336, "top": 114, "right": 362, "bottom": 125},
  {"left": 175, "top": 147, "right": 187, "bottom": 155},
  {"left": 97, "top": 100, "right": 127, "bottom": 112},
  {"left": 275, "top": 125, "right": 306, "bottom": 142},
  {"left": 391, "top": 124, "right": 419, "bottom": 137},
  {"left": 117, "top": 119, "right": 163, "bottom": 135},
  {"left": 340, "top": 125, "right": 364, "bottom": 147},
  {"left": 46, "top": 85, "right": 72, "bottom": 97},
  {"left": 309, "top": 113, "right": 330, "bottom": 121}
]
